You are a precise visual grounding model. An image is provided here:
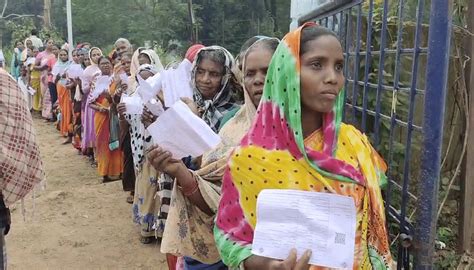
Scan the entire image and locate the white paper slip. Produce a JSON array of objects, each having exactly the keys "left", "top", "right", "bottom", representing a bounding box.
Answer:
[
  {"left": 161, "top": 59, "right": 193, "bottom": 107},
  {"left": 119, "top": 72, "right": 129, "bottom": 86},
  {"left": 252, "top": 189, "right": 357, "bottom": 269},
  {"left": 146, "top": 100, "right": 221, "bottom": 159},
  {"left": 27, "top": 86, "right": 36, "bottom": 95},
  {"left": 122, "top": 95, "right": 143, "bottom": 115},
  {"left": 137, "top": 74, "right": 161, "bottom": 103},
  {"left": 145, "top": 98, "right": 164, "bottom": 116},
  {"left": 67, "top": 64, "right": 83, "bottom": 79},
  {"left": 90, "top": 75, "right": 112, "bottom": 100}
]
